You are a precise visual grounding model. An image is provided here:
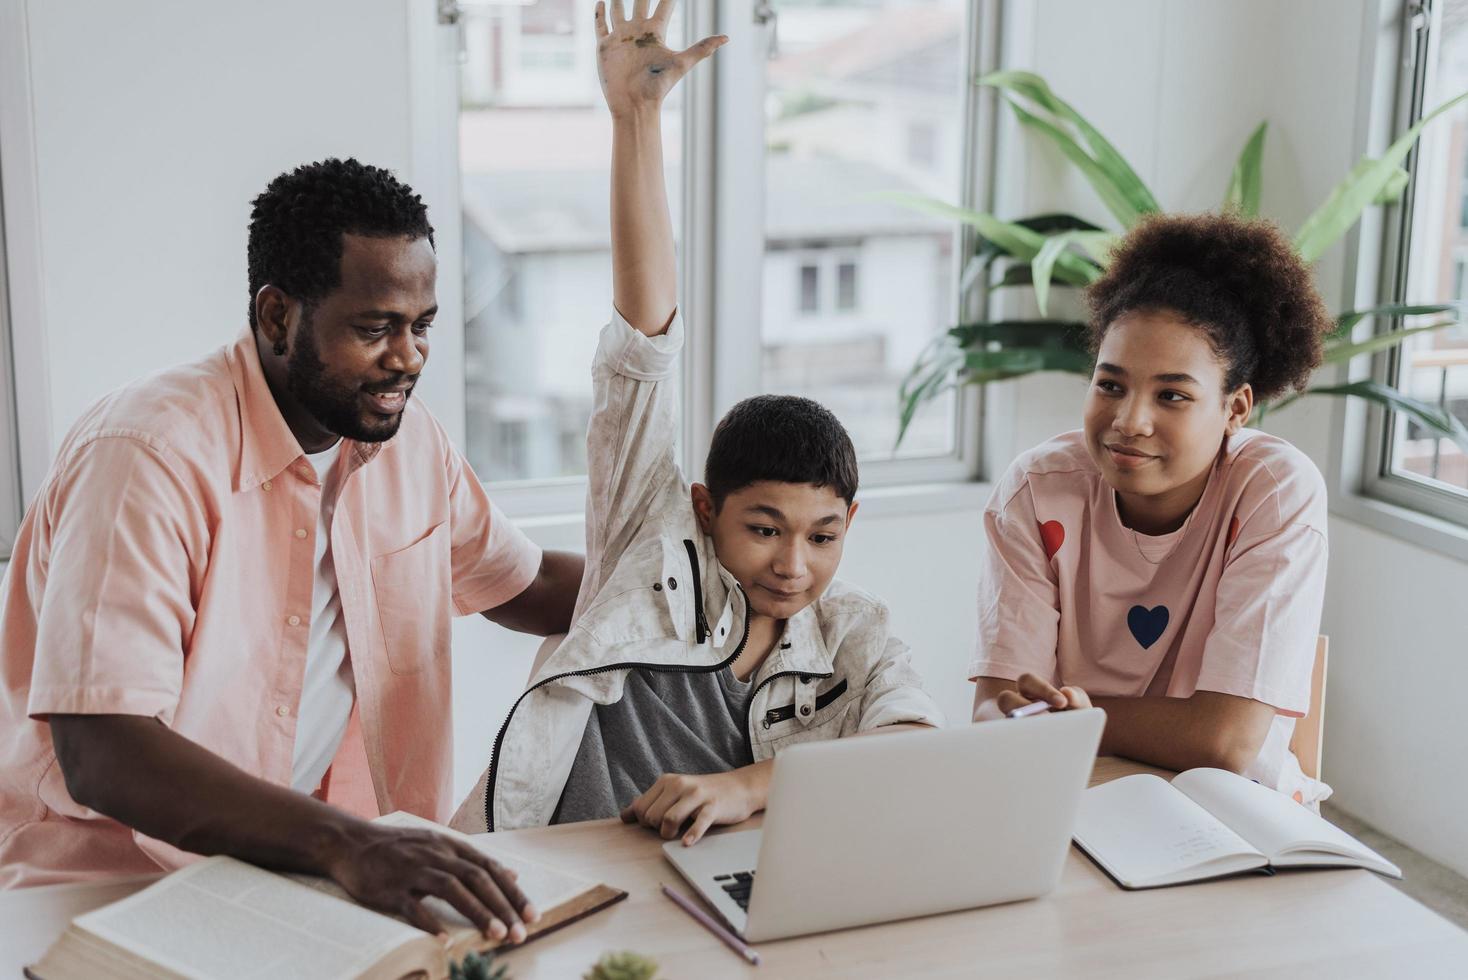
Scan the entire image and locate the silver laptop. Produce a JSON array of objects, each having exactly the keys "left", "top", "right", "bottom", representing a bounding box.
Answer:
[{"left": 663, "top": 708, "right": 1106, "bottom": 942}]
